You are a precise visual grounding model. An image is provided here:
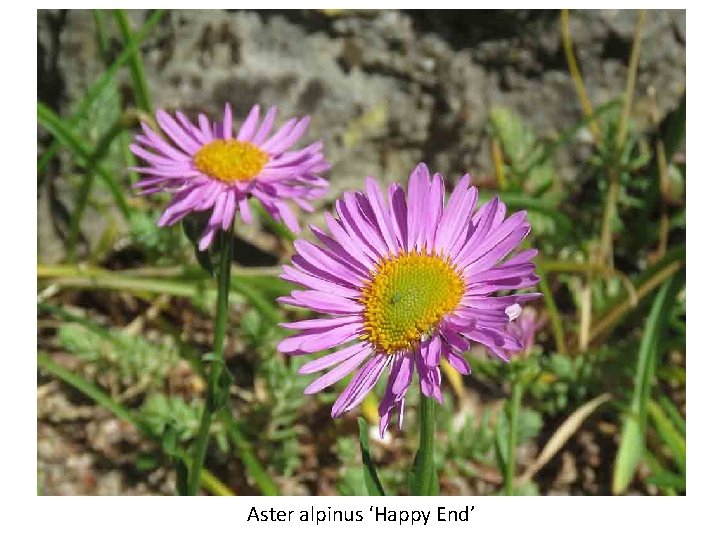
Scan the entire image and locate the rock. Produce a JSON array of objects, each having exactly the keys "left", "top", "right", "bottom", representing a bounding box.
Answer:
[{"left": 38, "top": 9, "right": 685, "bottom": 260}]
